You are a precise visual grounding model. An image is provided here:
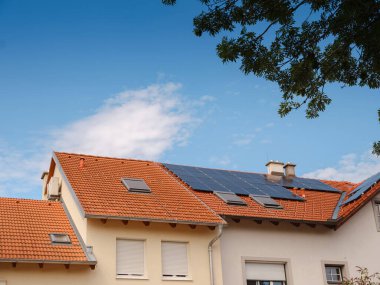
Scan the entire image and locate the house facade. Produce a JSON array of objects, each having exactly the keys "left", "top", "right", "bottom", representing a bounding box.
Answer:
[{"left": 1, "top": 151, "right": 380, "bottom": 285}]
